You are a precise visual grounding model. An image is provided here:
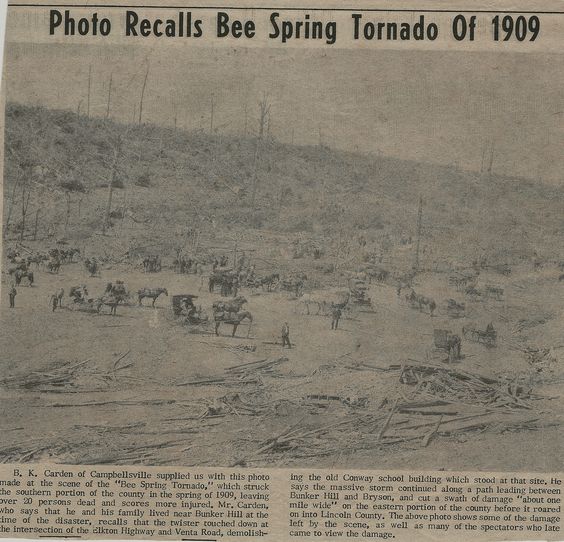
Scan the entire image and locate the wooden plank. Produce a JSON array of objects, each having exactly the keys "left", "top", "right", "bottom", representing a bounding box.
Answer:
[{"left": 377, "top": 398, "right": 399, "bottom": 441}]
